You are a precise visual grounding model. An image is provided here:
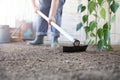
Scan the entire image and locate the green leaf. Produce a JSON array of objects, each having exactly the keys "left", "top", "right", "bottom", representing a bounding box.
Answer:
[
  {"left": 82, "top": 15, "right": 88, "bottom": 23},
  {"left": 90, "top": 32, "right": 96, "bottom": 37},
  {"left": 89, "top": 21, "right": 97, "bottom": 31},
  {"left": 77, "top": 4, "right": 86, "bottom": 13},
  {"left": 103, "top": 23, "right": 109, "bottom": 30},
  {"left": 104, "top": 28, "right": 110, "bottom": 42},
  {"left": 100, "top": 7, "right": 106, "bottom": 19},
  {"left": 88, "top": 1, "right": 96, "bottom": 14},
  {"left": 84, "top": 26, "right": 91, "bottom": 33},
  {"left": 76, "top": 22, "right": 83, "bottom": 31},
  {"left": 98, "top": 0, "right": 103, "bottom": 6},
  {"left": 106, "top": 45, "right": 113, "bottom": 51},
  {"left": 98, "top": 39, "right": 104, "bottom": 52},
  {"left": 97, "top": 28, "right": 103, "bottom": 39},
  {"left": 103, "top": 23, "right": 110, "bottom": 42},
  {"left": 110, "top": 1, "right": 119, "bottom": 13},
  {"left": 104, "top": 40, "right": 107, "bottom": 45},
  {"left": 81, "top": 6, "right": 86, "bottom": 12},
  {"left": 111, "top": 15, "right": 116, "bottom": 22},
  {"left": 77, "top": 4, "right": 82, "bottom": 12}
]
